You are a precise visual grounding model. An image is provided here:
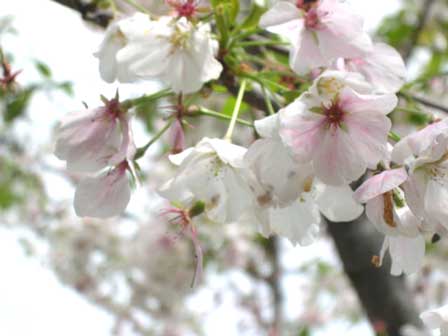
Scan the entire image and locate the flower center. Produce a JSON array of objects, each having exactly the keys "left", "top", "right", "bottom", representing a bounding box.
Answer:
[
  {"left": 324, "top": 101, "right": 345, "bottom": 128},
  {"left": 296, "top": 0, "right": 318, "bottom": 11},
  {"left": 168, "top": 0, "right": 198, "bottom": 18},
  {"left": 304, "top": 9, "right": 320, "bottom": 29},
  {"left": 169, "top": 26, "right": 191, "bottom": 51}
]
